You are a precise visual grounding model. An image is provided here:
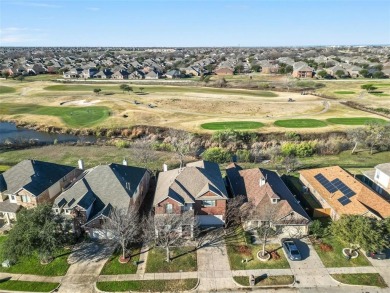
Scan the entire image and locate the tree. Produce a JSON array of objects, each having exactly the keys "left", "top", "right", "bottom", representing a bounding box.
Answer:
[
  {"left": 131, "top": 137, "right": 157, "bottom": 168},
  {"left": 102, "top": 207, "right": 140, "bottom": 262},
  {"left": 125, "top": 86, "right": 133, "bottom": 95},
  {"left": 93, "top": 88, "right": 102, "bottom": 95},
  {"left": 153, "top": 211, "right": 195, "bottom": 262},
  {"left": 1, "top": 69, "right": 10, "bottom": 79},
  {"left": 335, "top": 70, "right": 345, "bottom": 78},
  {"left": 203, "top": 75, "right": 211, "bottom": 84},
  {"left": 139, "top": 87, "right": 145, "bottom": 93},
  {"left": 168, "top": 130, "right": 194, "bottom": 168},
  {"left": 281, "top": 155, "right": 300, "bottom": 173},
  {"left": 120, "top": 84, "right": 128, "bottom": 93},
  {"left": 365, "top": 121, "right": 390, "bottom": 154},
  {"left": 202, "top": 147, "right": 231, "bottom": 163},
  {"left": 316, "top": 70, "right": 327, "bottom": 78},
  {"left": 234, "top": 64, "right": 244, "bottom": 74},
  {"left": 215, "top": 77, "right": 227, "bottom": 88},
  {"left": 372, "top": 71, "right": 385, "bottom": 79},
  {"left": 361, "top": 84, "right": 377, "bottom": 92},
  {"left": 330, "top": 215, "right": 389, "bottom": 252},
  {"left": 3, "top": 205, "right": 71, "bottom": 263},
  {"left": 359, "top": 69, "right": 370, "bottom": 78},
  {"left": 17, "top": 75, "right": 25, "bottom": 82},
  {"left": 251, "top": 64, "right": 261, "bottom": 72},
  {"left": 347, "top": 127, "right": 367, "bottom": 154},
  {"left": 224, "top": 195, "right": 247, "bottom": 228}
]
